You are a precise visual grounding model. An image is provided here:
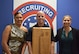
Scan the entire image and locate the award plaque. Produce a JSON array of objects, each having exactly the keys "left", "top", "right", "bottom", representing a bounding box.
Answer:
[{"left": 32, "top": 27, "right": 51, "bottom": 54}]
